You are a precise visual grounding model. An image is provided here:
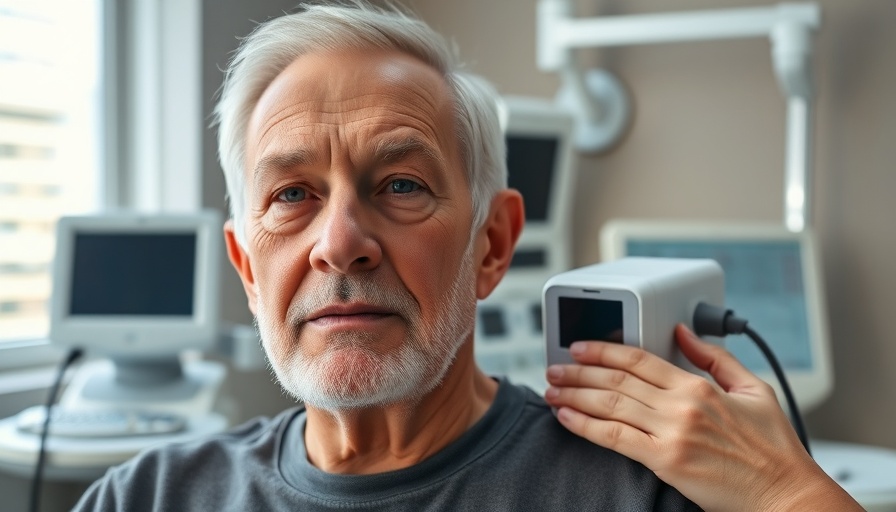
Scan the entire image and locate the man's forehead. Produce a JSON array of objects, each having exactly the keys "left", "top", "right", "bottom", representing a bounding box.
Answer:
[
  {"left": 250, "top": 50, "right": 451, "bottom": 130},
  {"left": 244, "top": 48, "right": 460, "bottom": 169}
]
